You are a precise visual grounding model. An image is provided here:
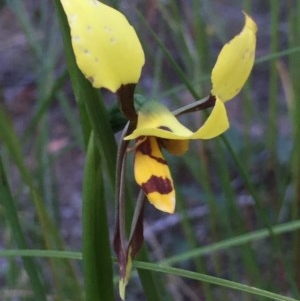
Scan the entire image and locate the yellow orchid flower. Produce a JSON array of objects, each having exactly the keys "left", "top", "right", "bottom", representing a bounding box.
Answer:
[
  {"left": 125, "top": 13, "right": 257, "bottom": 214},
  {"left": 60, "top": 0, "right": 145, "bottom": 92},
  {"left": 61, "top": 0, "right": 257, "bottom": 214},
  {"left": 60, "top": 2, "right": 257, "bottom": 297}
]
